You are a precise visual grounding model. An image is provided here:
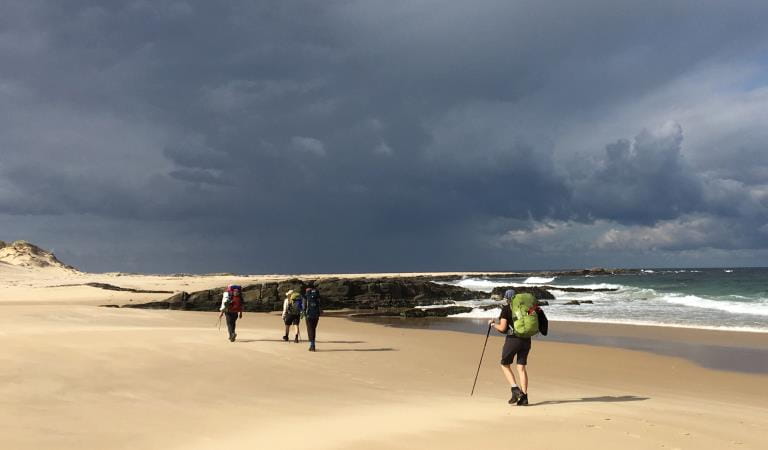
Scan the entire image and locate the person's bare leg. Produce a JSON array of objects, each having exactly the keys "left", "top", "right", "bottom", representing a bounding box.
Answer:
[
  {"left": 284, "top": 324, "right": 290, "bottom": 338},
  {"left": 516, "top": 364, "right": 528, "bottom": 393},
  {"left": 500, "top": 364, "right": 517, "bottom": 387}
]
